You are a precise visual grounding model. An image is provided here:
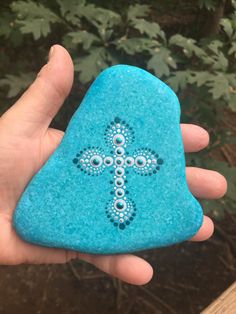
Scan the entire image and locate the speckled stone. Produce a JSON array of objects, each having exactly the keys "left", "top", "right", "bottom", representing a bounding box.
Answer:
[{"left": 13, "top": 65, "right": 203, "bottom": 254}]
